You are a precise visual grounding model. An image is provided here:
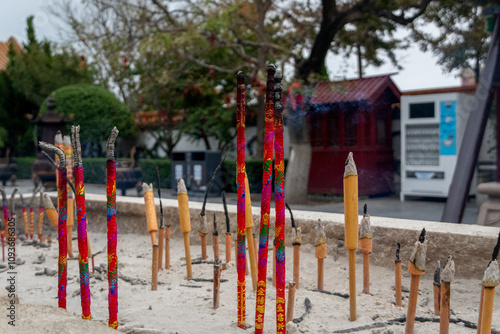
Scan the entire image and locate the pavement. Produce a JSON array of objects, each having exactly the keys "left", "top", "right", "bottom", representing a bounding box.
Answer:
[{"left": 3, "top": 179, "right": 480, "bottom": 225}]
